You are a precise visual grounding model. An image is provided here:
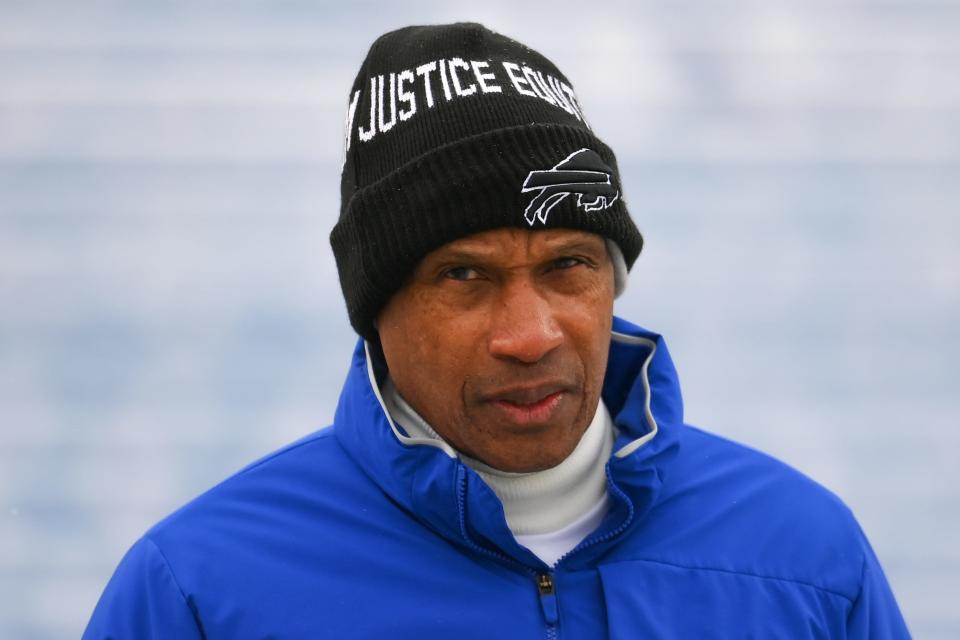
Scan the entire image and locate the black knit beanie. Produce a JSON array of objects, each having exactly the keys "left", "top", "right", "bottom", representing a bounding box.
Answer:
[{"left": 331, "top": 22, "right": 643, "bottom": 340}]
